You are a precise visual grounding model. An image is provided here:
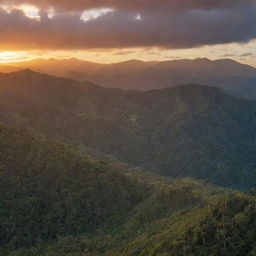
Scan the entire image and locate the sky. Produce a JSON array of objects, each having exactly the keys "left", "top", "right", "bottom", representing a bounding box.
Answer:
[{"left": 0, "top": 0, "right": 255, "bottom": 66}]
